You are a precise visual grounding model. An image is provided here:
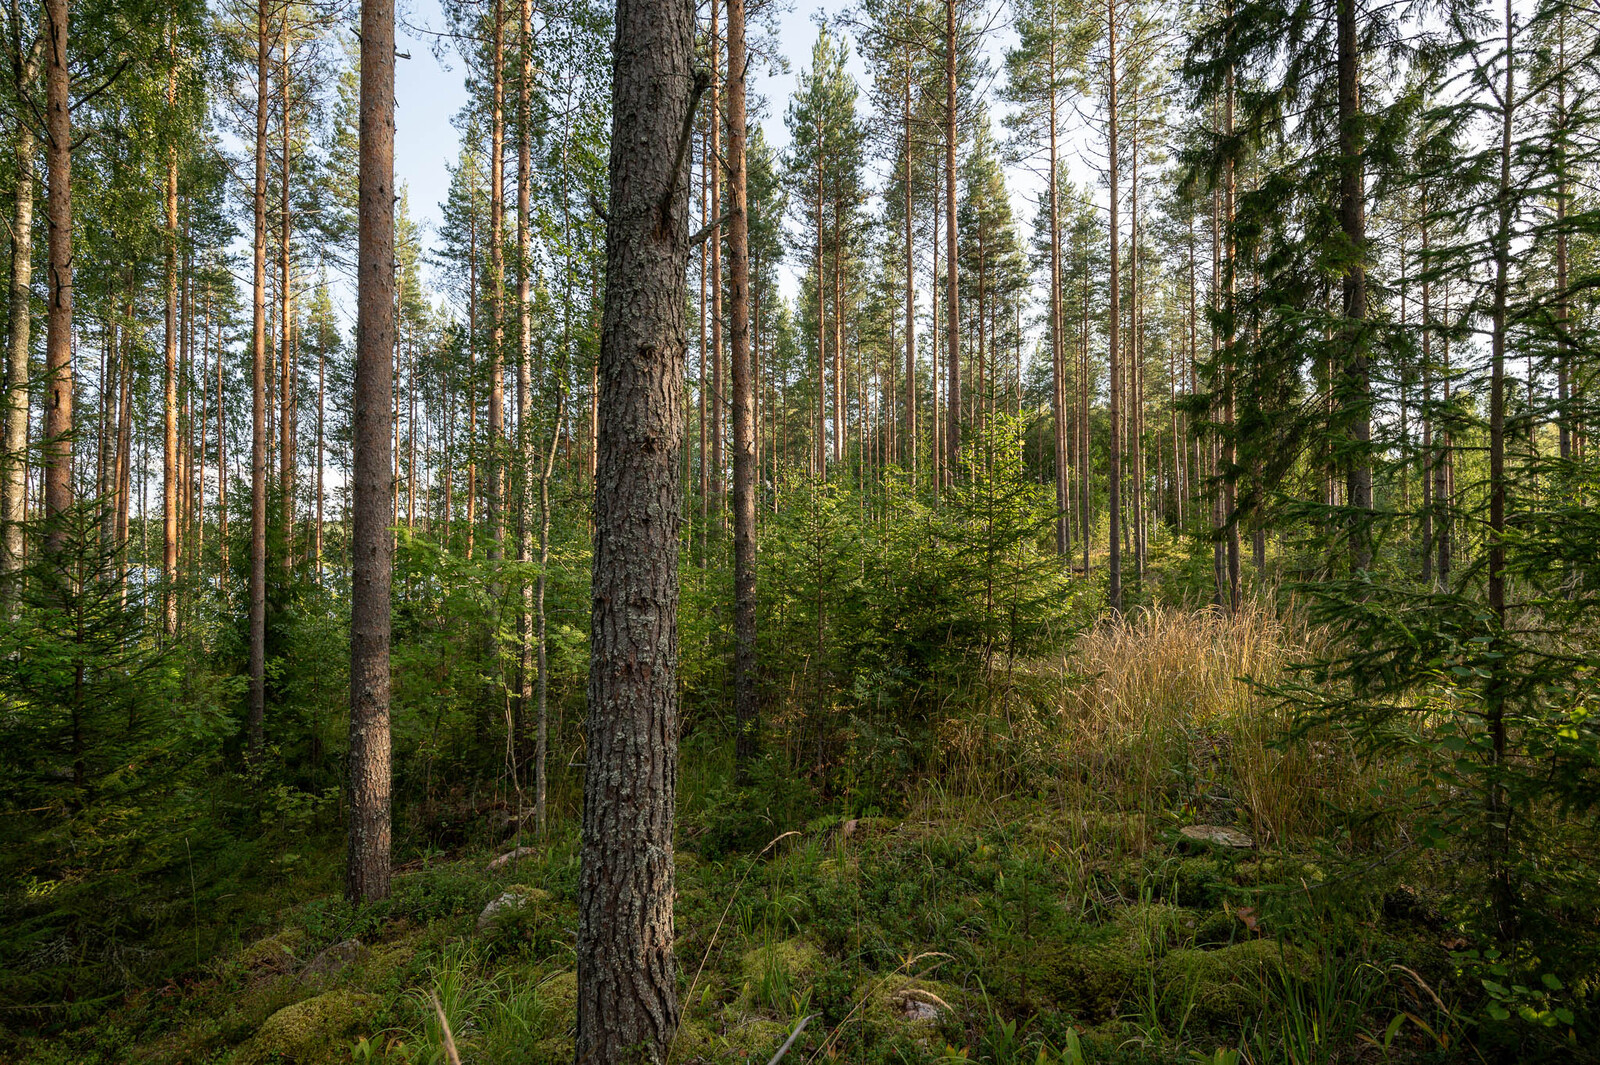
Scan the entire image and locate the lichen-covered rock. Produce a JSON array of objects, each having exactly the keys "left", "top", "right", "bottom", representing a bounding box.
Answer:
[
  {"left": 855, "top": 973, "right": 960, "bottom": 1041},
  {"left": 238, "top": 928, "right": 307, "bottom": 975},
  {"left": 235, "top": 989, "right": 381, "bottom": 1064},
  {"left": 1179, "top": 825, "right": 1254, "bottom": 849},
  {"left": 477, "top": 885, "right": 552, "bottom": 931},
  {"left": 1156, "top": 939, "right": 1314, "bottom": 1025},
  {"left": 300, "top": 938, "right": 365, "bottom": 979}
]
